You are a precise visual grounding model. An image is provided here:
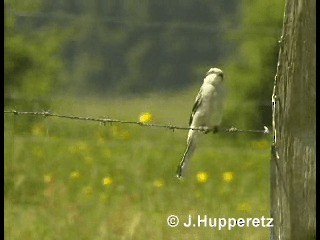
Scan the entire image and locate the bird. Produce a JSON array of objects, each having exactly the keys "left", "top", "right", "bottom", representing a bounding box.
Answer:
[{"left": 176, "top": 67, "right": 225, "bottom": 179}]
